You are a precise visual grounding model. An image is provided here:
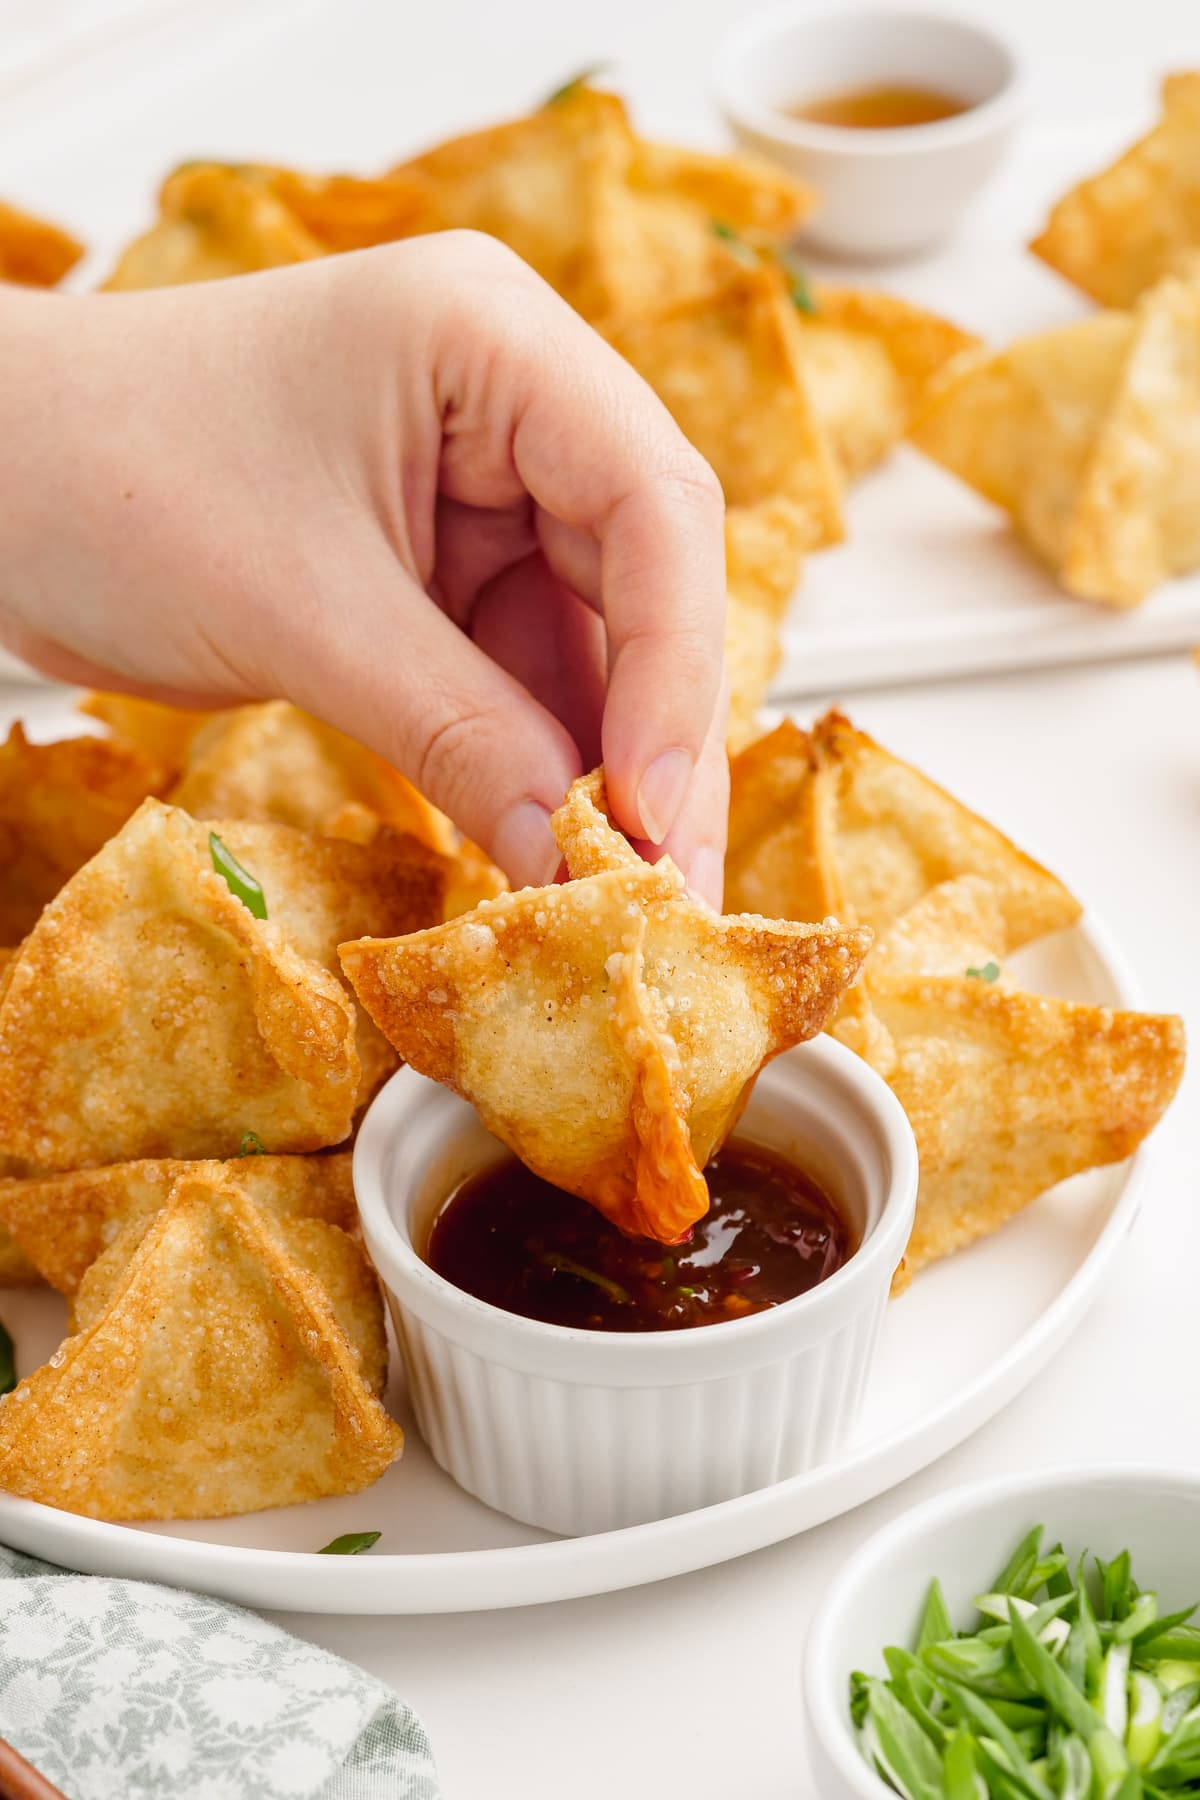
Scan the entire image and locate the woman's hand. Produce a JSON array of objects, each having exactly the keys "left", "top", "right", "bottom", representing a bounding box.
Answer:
[{"left": 0, "top": 232, "right": 728, "bottom": 901}]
